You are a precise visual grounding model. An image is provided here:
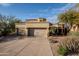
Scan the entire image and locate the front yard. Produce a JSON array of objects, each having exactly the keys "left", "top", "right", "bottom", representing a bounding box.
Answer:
[
  {"left": 48, "top": 36, "right": 66, "bottom": 56},
  {"left": 49, "top": 35, "right": 79, "bottom": 56}
]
